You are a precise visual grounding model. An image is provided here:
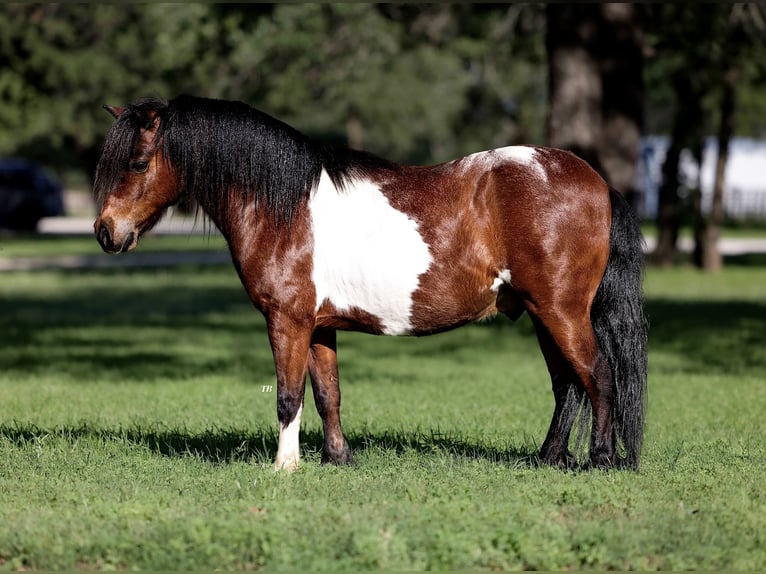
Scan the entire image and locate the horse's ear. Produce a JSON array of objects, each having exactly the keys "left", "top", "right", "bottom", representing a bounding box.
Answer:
[{"left": 103, "top": 105, "right": 125, "bottom": 119}]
